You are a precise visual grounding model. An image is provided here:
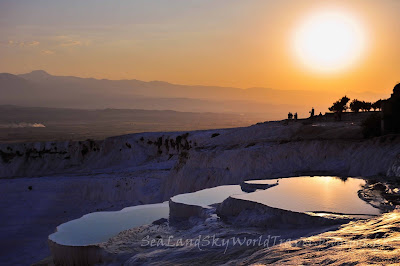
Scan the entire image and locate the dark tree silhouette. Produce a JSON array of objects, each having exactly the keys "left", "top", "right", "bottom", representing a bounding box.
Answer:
[
  {"left": 329, "top": 96, "right": 350, "bottom": 114},
  {"left": 372, "top": 99, "right": 383, "bottom": 111},
  {"left": 361, "top": 101, "right": 372, "bottom": 112},
  {"left": 350, "top": 99, "right": 363, "bottom": 113}
]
